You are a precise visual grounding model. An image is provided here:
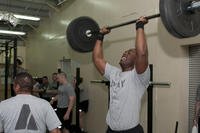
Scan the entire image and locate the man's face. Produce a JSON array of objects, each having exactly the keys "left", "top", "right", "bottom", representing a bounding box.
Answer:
[
  {"left": 119, "top": 49, "right": 136, "bottom": 69},
  {"left": 52, "top": 74, "right": 57, "bottom": 81},
  {"left": 42, "top": 78, "right": 48, "bottom": 85},
  {"left": 57, "top": 74, "right": 64, "bottom": 84}
]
